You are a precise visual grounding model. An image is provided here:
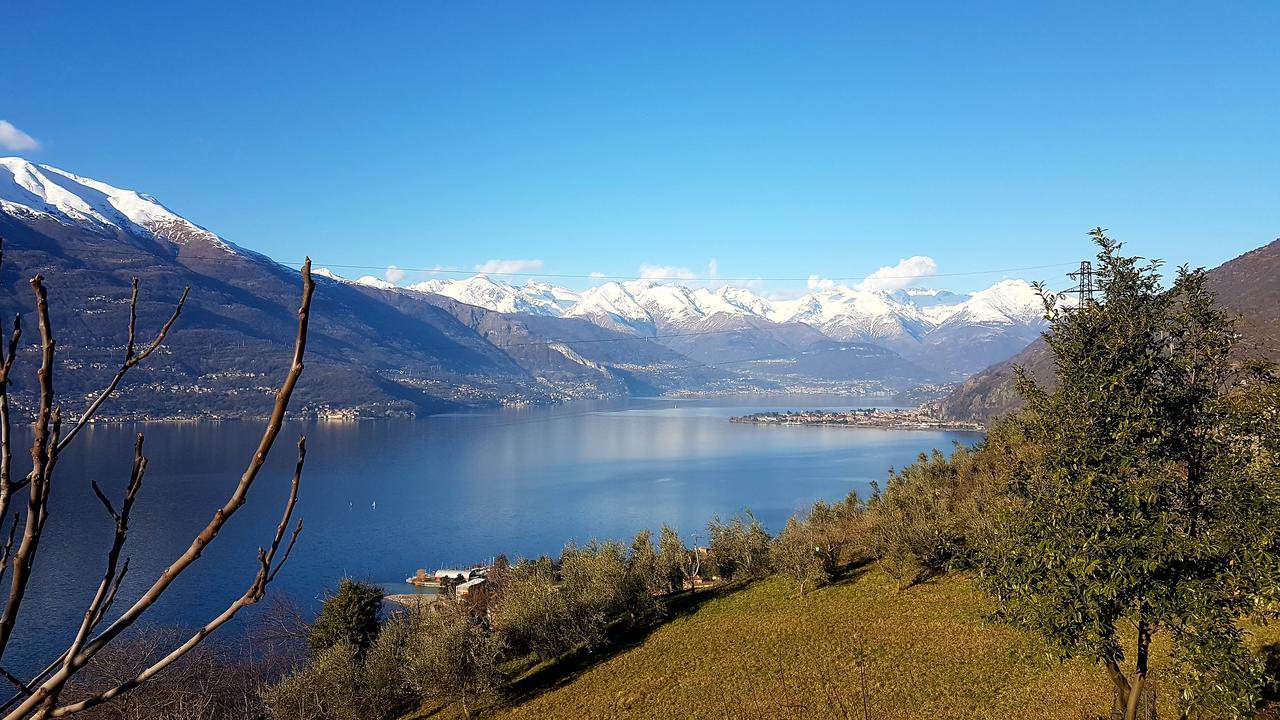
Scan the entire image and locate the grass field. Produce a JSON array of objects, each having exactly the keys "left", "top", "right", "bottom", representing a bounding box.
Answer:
[{"left": 407, "top": 567, "right": 1280, "bottom": 719}]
